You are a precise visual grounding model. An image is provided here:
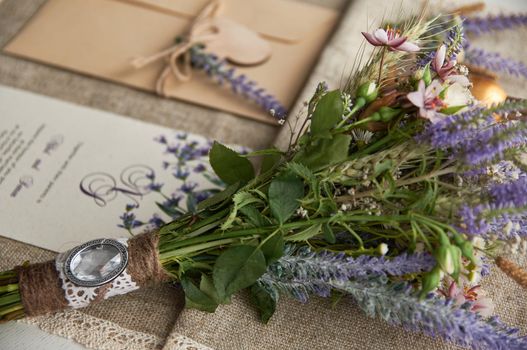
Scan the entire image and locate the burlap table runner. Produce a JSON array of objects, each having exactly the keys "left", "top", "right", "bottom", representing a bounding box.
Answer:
[{"left": 2, "top": 0, "right": 527, "bottom": 349}]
